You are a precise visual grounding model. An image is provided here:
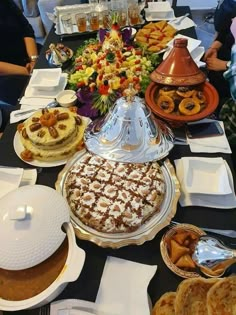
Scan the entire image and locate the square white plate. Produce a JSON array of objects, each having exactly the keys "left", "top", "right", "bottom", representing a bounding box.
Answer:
[
  {"left": 182, "top": 157, "right": 232, "bottom": 195},
  {"left": 30, "top": 68, "right": 62, "bottom": 90},
  {"left": 145, "top": 8, "right": 175, "bottom": 21},
  {"left": 24, "top": 73, "right": 68, "bottom": 99},
  {"left": 166, "top": 34, "right": 201, "bottom": 53},
  {"left": 147, "top": 1, "right": 172, "bottom": 11}
]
